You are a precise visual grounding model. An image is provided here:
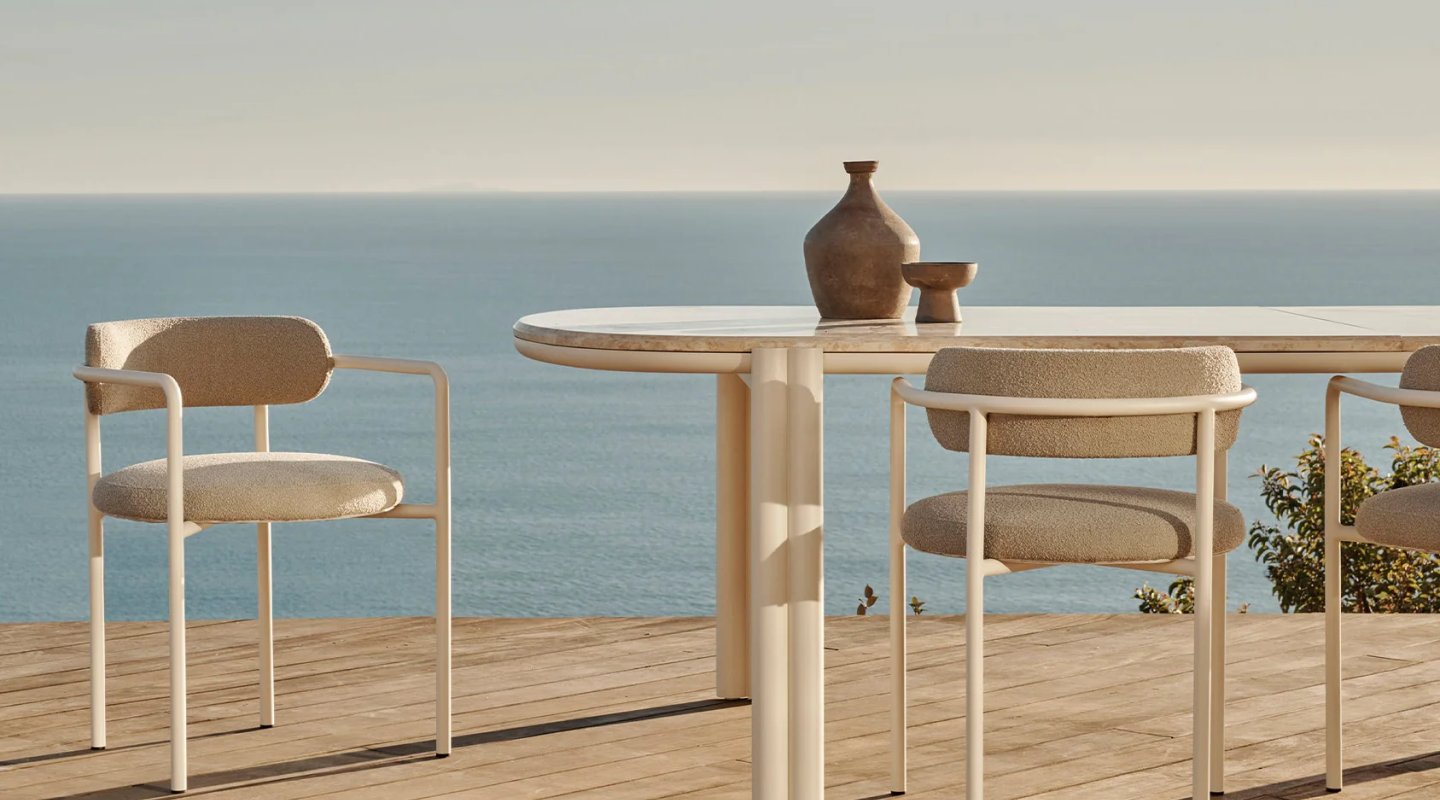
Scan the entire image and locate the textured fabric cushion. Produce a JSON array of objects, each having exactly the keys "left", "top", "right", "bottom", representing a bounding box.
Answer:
[
  {"left": 1400, "top": 345, "right": 1440, "bottom": 448},
  {"left": 902, "top": 483, "right": 1246, "bottom": 563},
  {"left": 86, "top": 316, "right": 333, "bottom": 415},
  {"left": 1356, "top": 483, "right": 1440, "bottom": 552},
  {"left": 924, "top": 346, "right": 1243, "bottom": 458},
  {"left": 93, "top": 452, "right": 403, "bottom": 524}
]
